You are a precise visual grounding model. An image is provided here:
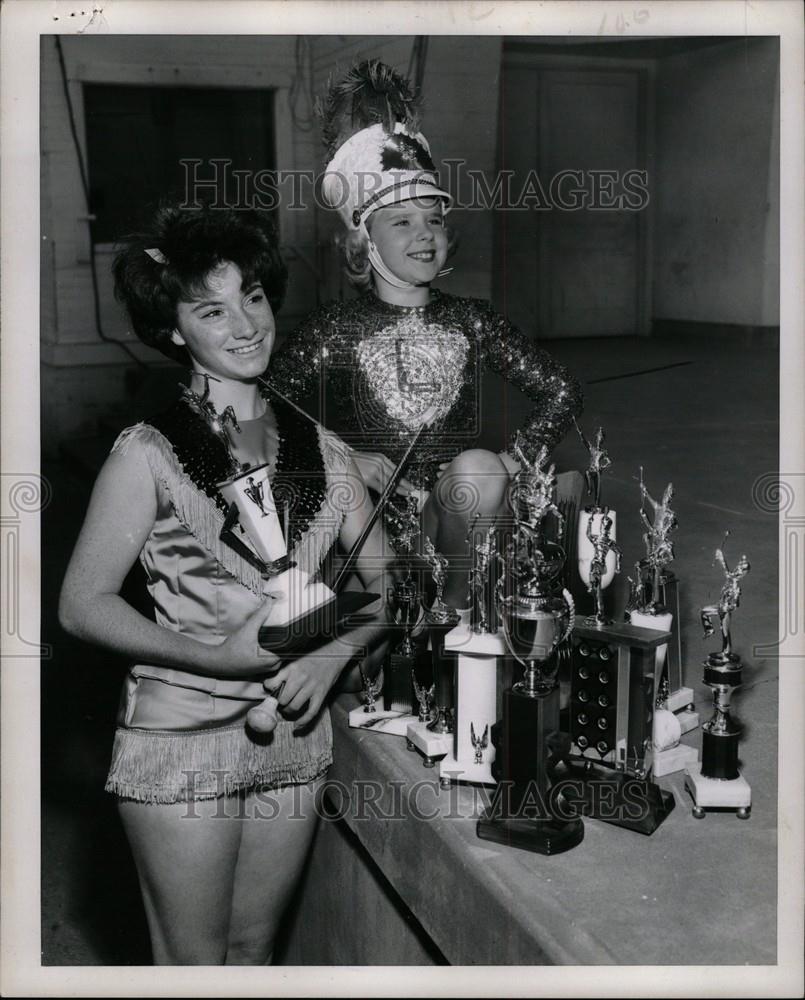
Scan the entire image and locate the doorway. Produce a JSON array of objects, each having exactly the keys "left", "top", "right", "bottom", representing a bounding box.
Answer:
[{"left": 494, "top": 54, "right": 652, "bottom": 338}]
